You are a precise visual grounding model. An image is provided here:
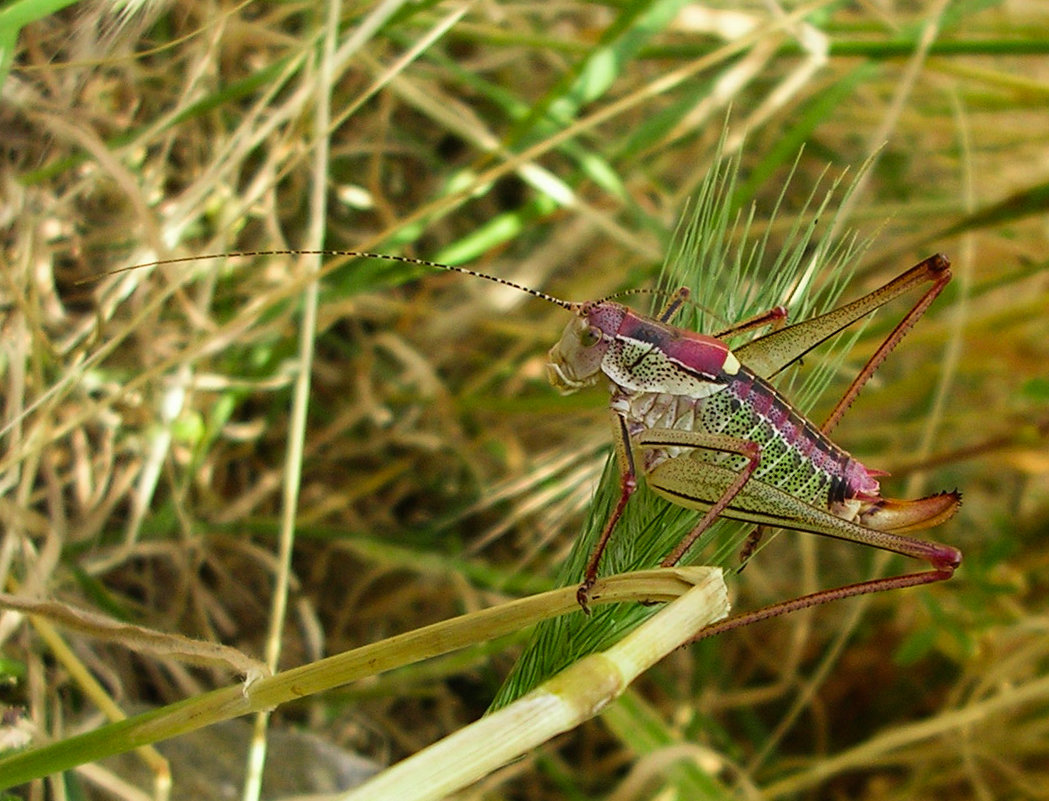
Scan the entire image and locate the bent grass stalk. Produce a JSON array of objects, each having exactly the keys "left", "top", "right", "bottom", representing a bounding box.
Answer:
[
  {"left": 343, "top": 568, "right": 728, "bottom": 801},
  {"left": 0, "top": 568, "right": 727, "bottom": 788}
]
